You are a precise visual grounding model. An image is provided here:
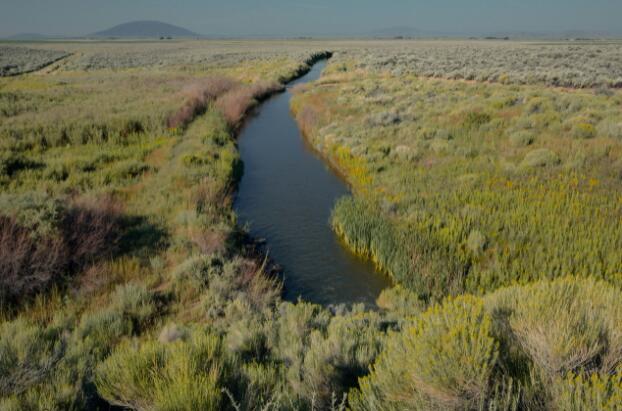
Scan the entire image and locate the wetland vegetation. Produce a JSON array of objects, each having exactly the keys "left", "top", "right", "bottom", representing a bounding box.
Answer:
[{"left": 1, "top": 39, "right": 621, "bottom": 410}]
